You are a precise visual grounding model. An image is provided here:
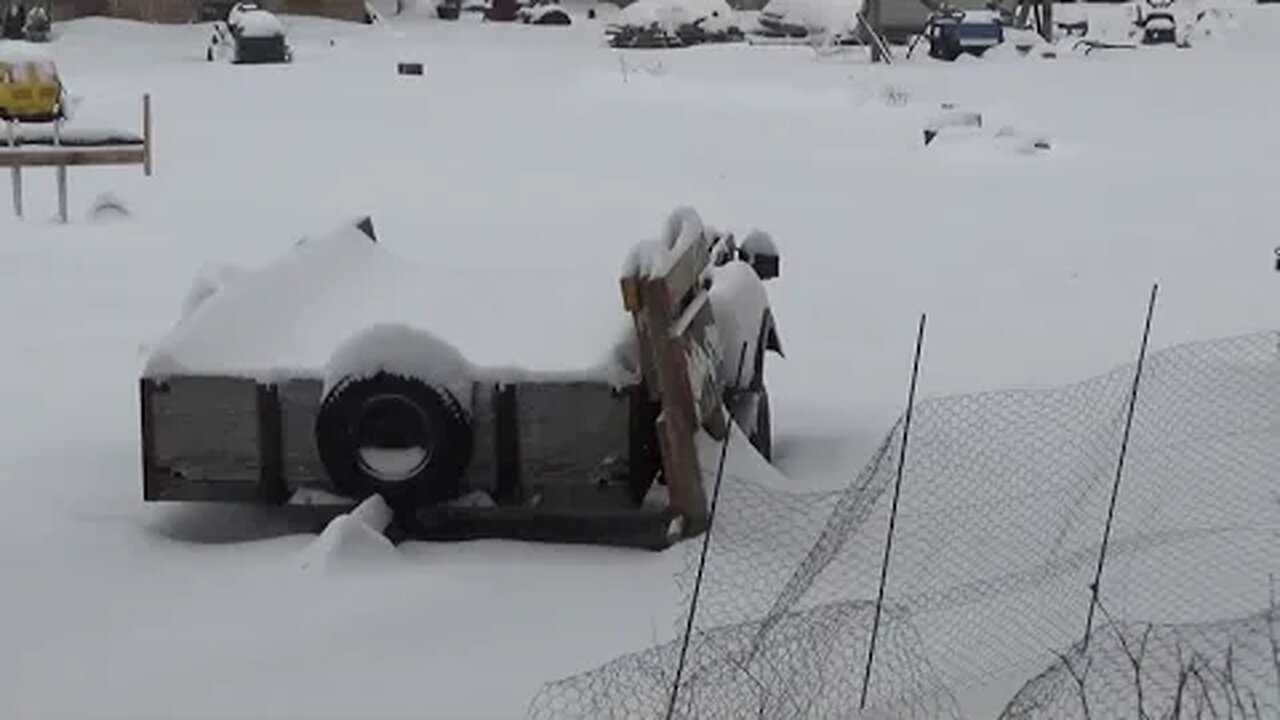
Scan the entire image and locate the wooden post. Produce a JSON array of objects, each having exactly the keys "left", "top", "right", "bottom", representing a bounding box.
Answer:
[
  {"left": 143, "top": 93, "right": 153, "bottom": 177},
  {"left": 5, "top": 118, "right": 17, "bottom": 219},
  {"left": 866, "top": 0, "right": 884, "bottom": 63},
  {"left": 642, "top": 276, "right": 709, "bottom": 534},
  {"left": 56, "top": 165, "right": 67, "bottom": 223},
  {"left": 54, "top": 118, "right": 66, "bottom": 223},
  {"left": 10, "top": 167, "right": 21, "bottom": 219}
]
